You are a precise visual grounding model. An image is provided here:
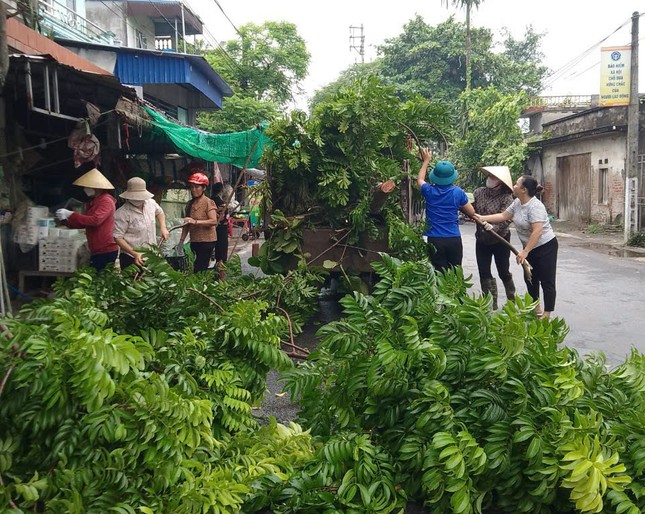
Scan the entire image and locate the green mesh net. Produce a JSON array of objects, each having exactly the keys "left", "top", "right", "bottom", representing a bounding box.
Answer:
[{"left": 144, "top": 106, "right": 271, "bottom": 169}]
